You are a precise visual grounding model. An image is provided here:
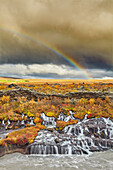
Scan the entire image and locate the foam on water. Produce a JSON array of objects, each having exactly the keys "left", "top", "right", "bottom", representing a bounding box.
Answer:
[{"left": 0, "top": 152, "right": 113, "bottom": 170}]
